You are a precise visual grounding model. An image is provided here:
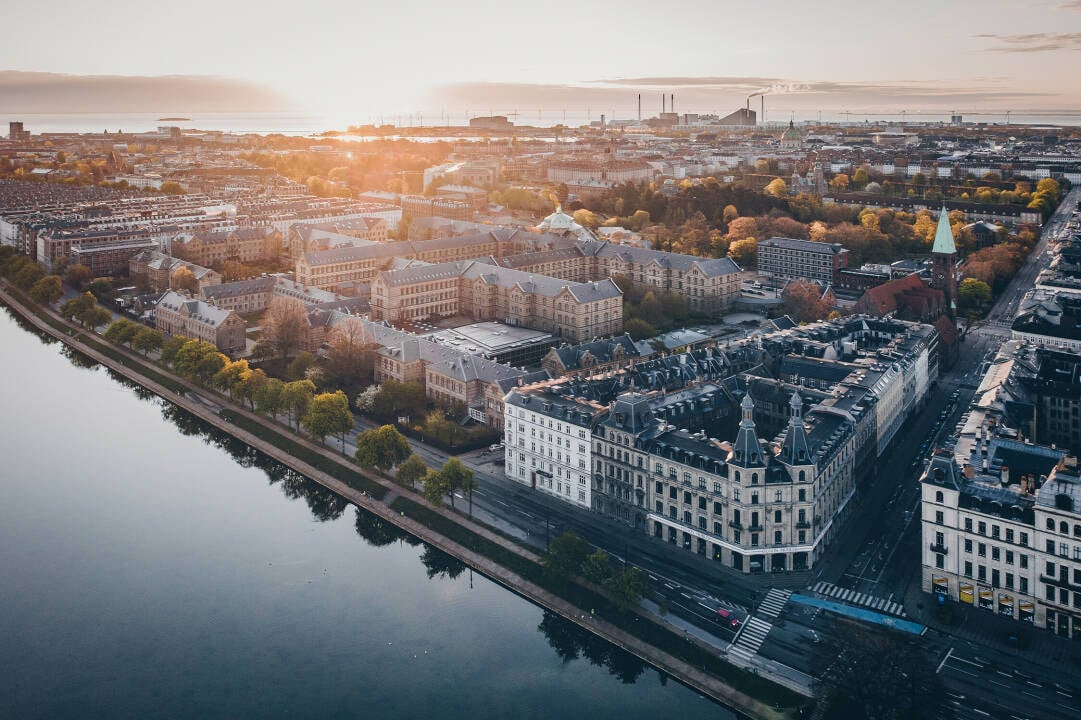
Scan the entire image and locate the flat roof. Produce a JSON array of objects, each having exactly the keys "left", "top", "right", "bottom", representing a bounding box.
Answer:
[{"left": 423, "top": 321, "right": 555, "bottom": 355}]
